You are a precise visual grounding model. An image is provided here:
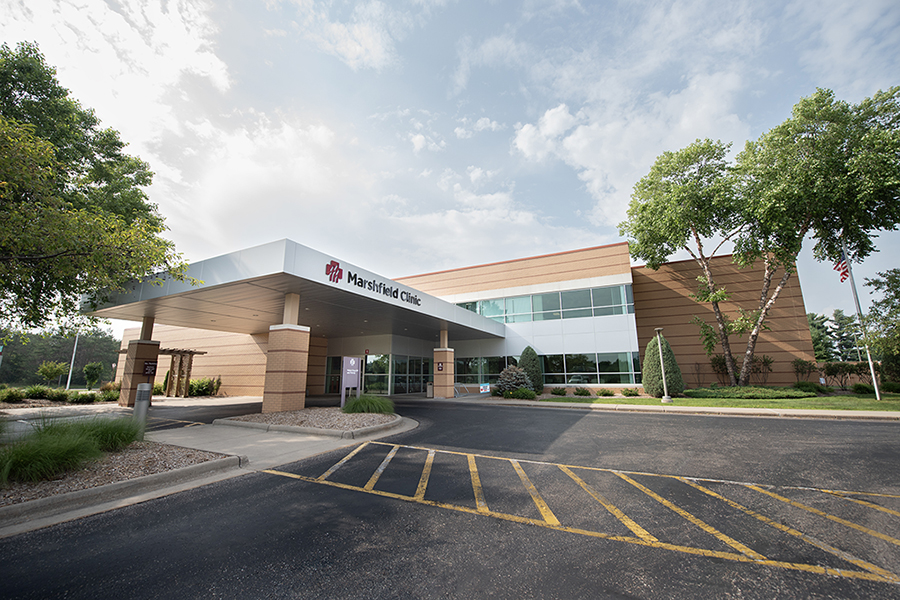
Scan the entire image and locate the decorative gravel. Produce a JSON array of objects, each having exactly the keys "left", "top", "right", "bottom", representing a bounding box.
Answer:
[
  {"left": 229, "top": 407, "right": 396, "bottom": 429},
  {"left": 0, "top": 441, "right": 227, "bottom": 508}
]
